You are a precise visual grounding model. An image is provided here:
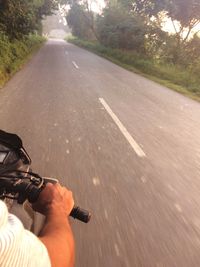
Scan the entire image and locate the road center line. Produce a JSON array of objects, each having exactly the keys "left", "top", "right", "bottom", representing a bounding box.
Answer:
[
  {"left": 99, "top": 98, "right": 146, "bottom": 158},
  {"left": 72, "top": 61, "right": 79, "bottom": 69}
]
